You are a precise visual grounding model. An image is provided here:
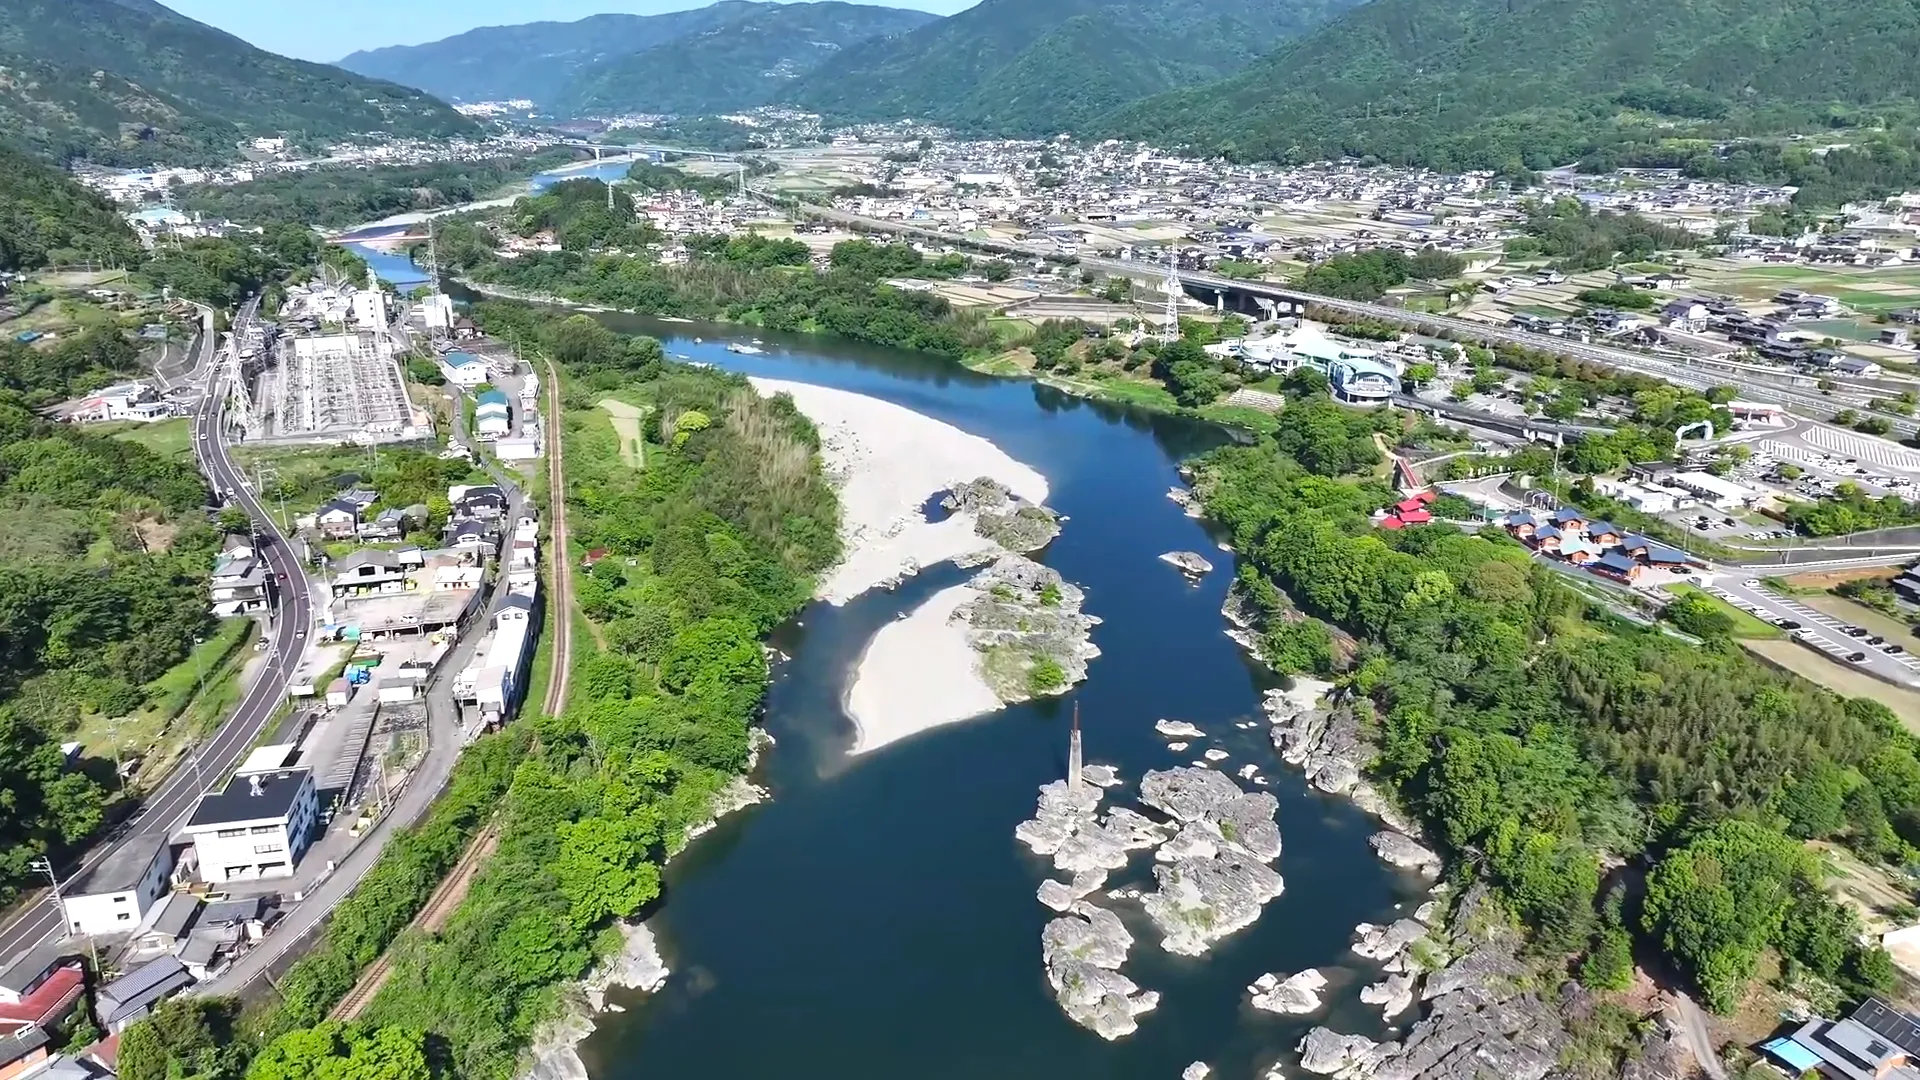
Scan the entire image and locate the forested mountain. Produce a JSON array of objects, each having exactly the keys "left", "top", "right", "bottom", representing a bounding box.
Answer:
[
  {"left": 556, "top": 2, "right": 940, "bottom": 117},
  {"left": 0, "top": 0, "right": 477, "bottom": 166},
  {"left": 336, "top": 2, "right": 772, "bottom": 106},
  {"left": 0, "top": 145, "right": 143, "bottom": 272},
  {"left": 787, "top": 0, "right": 1361, "bottom": 135},
  {"left": 1106, "top": 0, "right": 1920, "bottom": 171}
]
